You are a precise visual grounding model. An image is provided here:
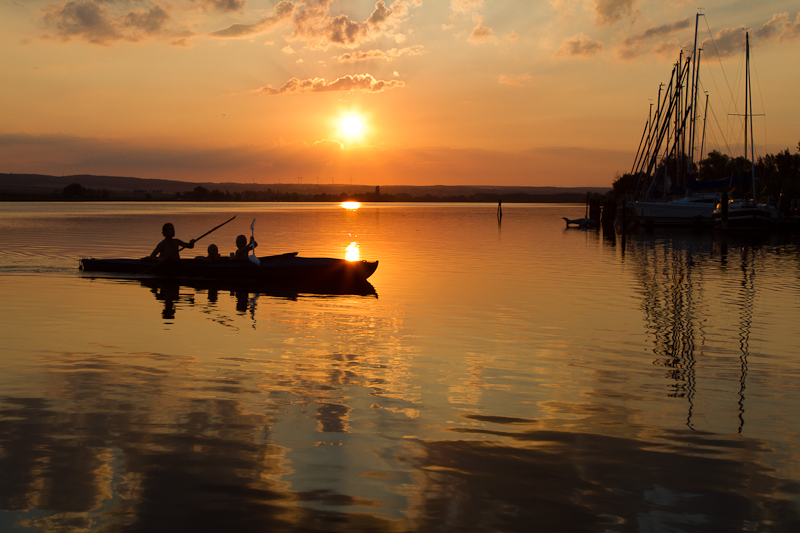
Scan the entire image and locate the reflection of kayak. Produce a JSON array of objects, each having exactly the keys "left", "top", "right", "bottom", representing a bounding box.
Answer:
[
  {"left": 127, "top": 275, "right": 376, "bottom": 299},
  {"left": 80, "top": 253, "right": 379, "bottom": 292}
]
